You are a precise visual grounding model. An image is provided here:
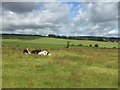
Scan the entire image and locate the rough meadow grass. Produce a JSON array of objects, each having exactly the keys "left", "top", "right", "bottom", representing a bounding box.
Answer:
[{"left": 2, "top": 37, "right": 118, "bottom": 88}]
